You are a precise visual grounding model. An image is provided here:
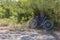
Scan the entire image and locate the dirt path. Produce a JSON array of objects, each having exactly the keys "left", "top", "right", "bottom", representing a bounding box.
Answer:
[{"left": 0, "top": 27, "right": 60, "bottom": 40}]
